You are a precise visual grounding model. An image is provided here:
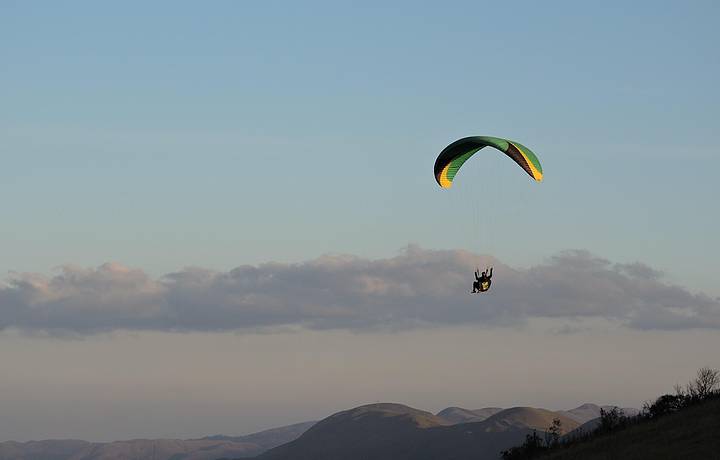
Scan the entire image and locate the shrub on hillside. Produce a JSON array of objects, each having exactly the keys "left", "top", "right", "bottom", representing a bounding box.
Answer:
[{"left": 499, "top": 367, "right": 719, "bottom": 460}]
